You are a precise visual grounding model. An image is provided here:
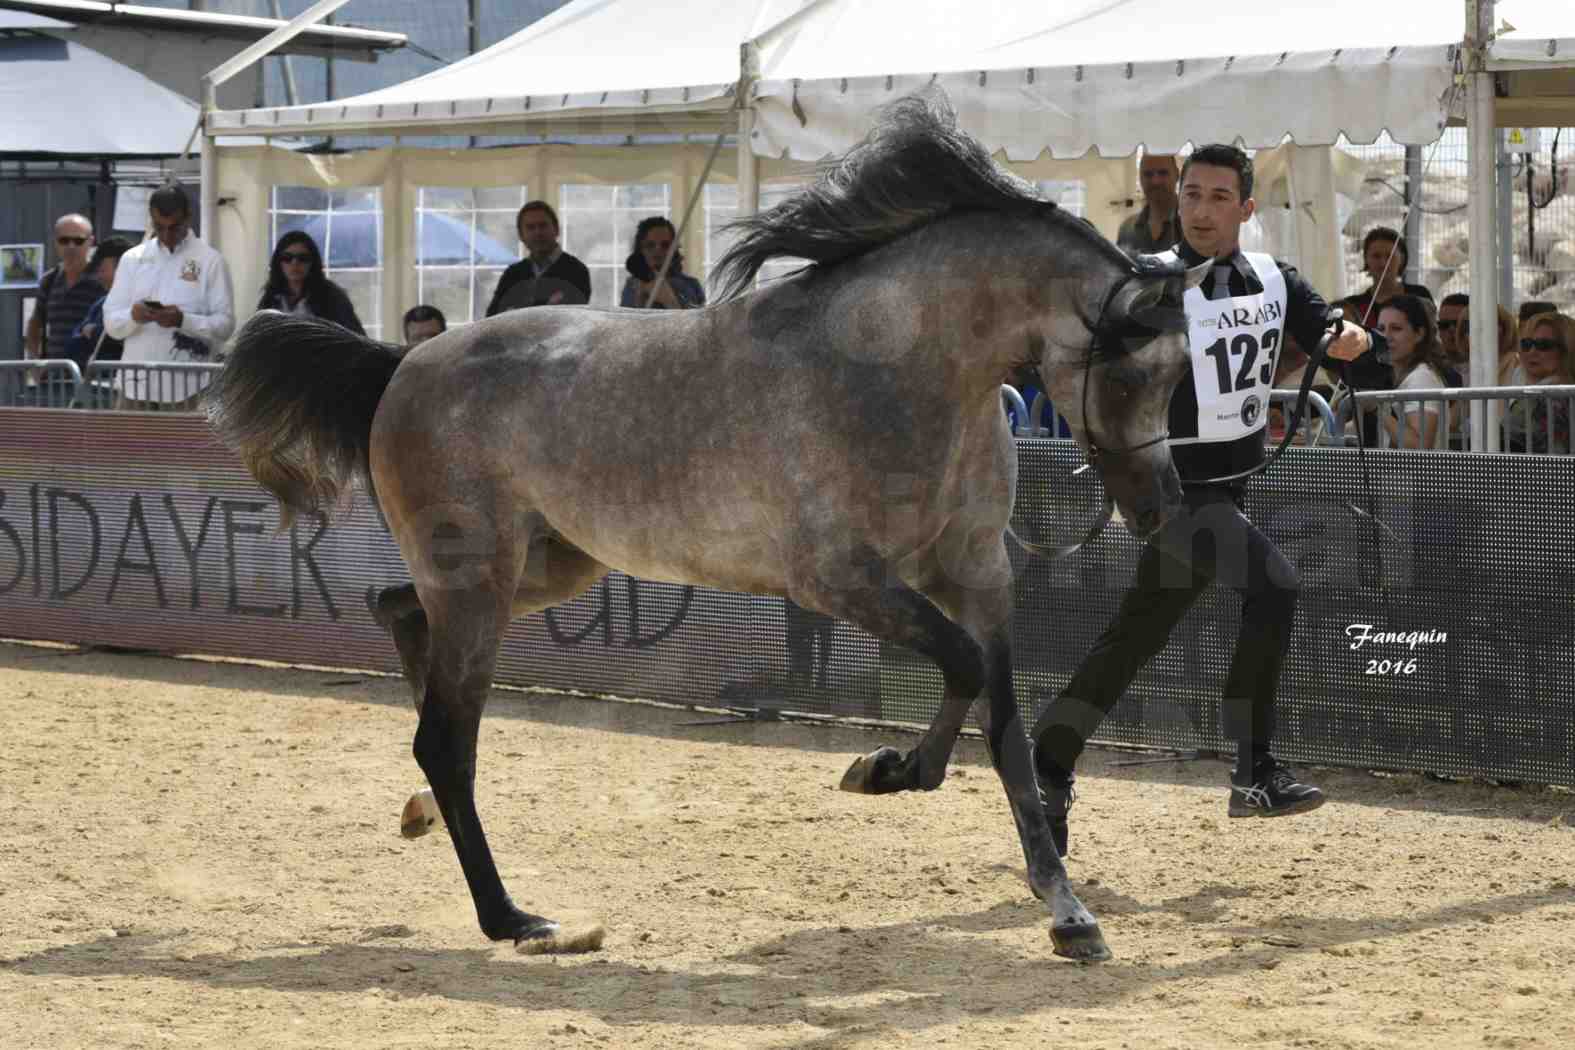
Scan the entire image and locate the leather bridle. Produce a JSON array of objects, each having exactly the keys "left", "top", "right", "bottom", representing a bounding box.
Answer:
[{"left": 1015, "top": 280, "right": 1345, "bottom": 563}]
